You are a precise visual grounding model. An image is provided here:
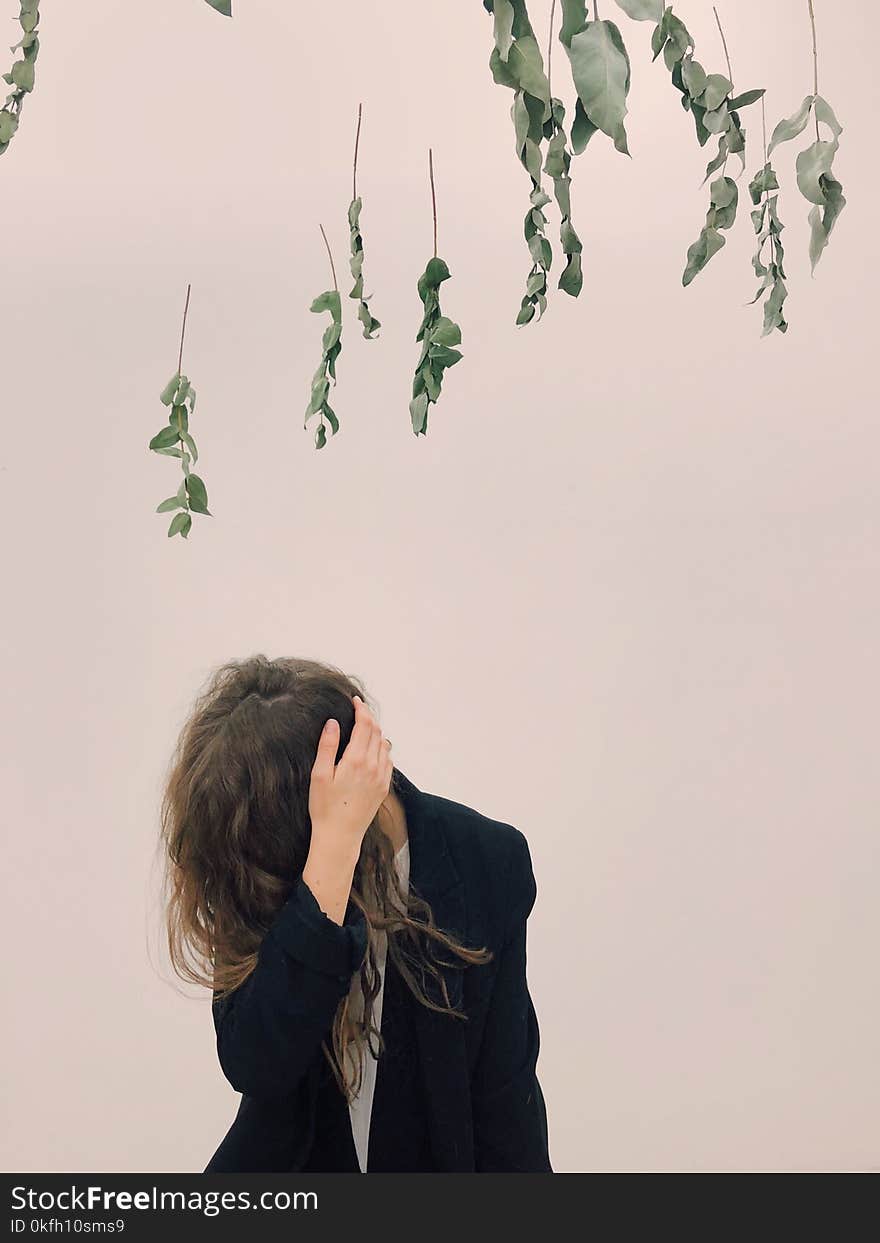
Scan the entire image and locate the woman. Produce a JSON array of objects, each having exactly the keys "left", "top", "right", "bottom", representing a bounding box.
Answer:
[{"left": 161, "top": 654, "right": 551, "bottom": 1172}]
